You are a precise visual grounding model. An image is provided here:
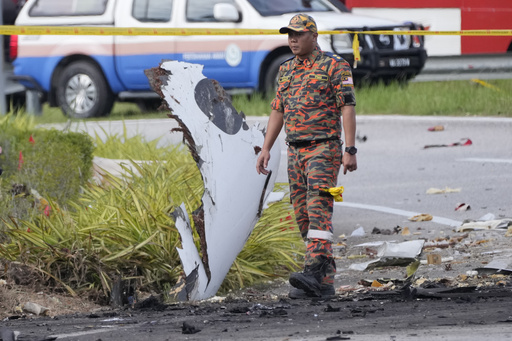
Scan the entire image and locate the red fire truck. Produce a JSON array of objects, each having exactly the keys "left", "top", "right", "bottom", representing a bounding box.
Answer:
[{"left": 342, "top": 0, "right": 512, "bottom": 56}]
